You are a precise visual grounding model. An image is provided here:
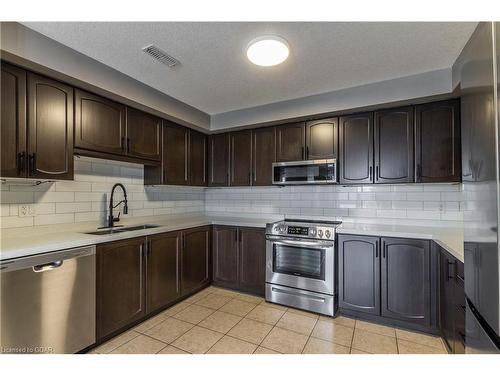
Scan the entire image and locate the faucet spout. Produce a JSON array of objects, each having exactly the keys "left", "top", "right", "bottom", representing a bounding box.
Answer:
[{"left": 108, "top": 183, "right": 128, "bottom": 228}]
